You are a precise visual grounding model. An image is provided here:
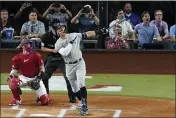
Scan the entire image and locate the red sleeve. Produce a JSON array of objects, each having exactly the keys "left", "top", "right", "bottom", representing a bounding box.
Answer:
[
  {"left": 34, "top": 52, "right": 43, "bottom": 66},
  {"left": 12, "top": 54, "right": 20, "bottom": 70}
]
